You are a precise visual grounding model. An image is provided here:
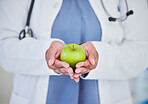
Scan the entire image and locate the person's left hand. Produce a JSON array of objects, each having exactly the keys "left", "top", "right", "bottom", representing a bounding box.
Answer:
[{"left": 73, "top": 42, "right": 99, "bottom": 82}]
